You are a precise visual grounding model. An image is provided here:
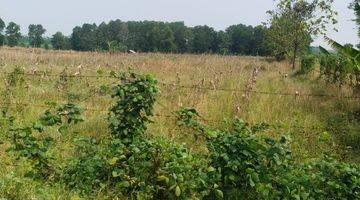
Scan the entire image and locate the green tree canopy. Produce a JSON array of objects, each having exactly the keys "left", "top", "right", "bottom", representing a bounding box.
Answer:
[
  {"left": 1, "top": 18, "right": 272, "bottom": 56},
  {"left": 6, "top": 22, "right": 21, "bottom": 47},
  {"left": 168, "top": 22, "right": 191, "bottom": 53},
  {"left": 226, "top": 24, "right": 254, "bottom": 55},
  {"left": 149, "top": 23, "right": 176, "bottom": 52},
  {"left": 28, "top": 24, "right": 46, "bottom": 47},
  {"left": 267, "top": 0, "right": 337, "bottom": 69},
  {"left": 0, "top": 18, "right": 5, "bottom": 46},
  {"left": 216, "top": 31, "right": 231, "bottom": 55},
  {"left": 191, "top": 25, "right": 217, "bottom": 53},
  {"left": 71, "top": 23, "right": 98, "bottom": 51},
  {"left": 51, "top": 32, "right": 71, "bottom": 50}
]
